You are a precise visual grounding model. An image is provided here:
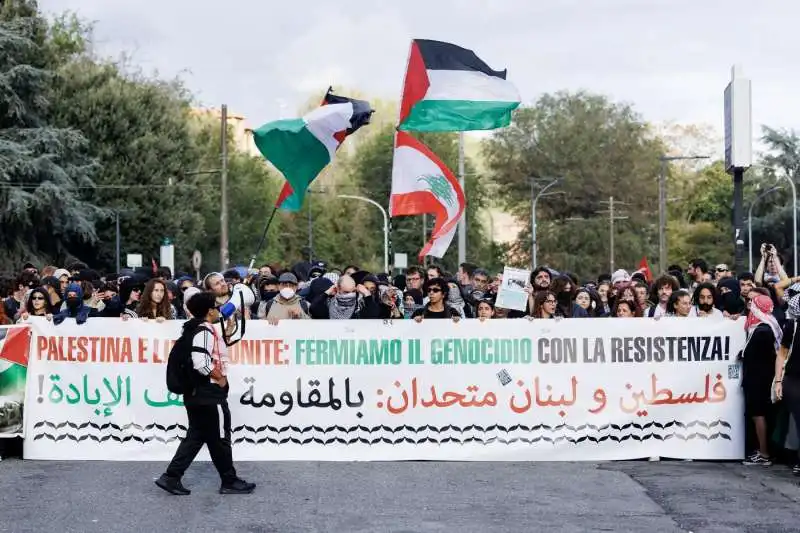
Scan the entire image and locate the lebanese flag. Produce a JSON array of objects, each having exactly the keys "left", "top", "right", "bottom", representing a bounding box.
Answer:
[
  {"left": 390, "top": 131, "right": 466, "bottom": 260},
  {"left": 258, "top": 88, "right": 373, "bottom": 211},
  {"left": 398, "top": 39, "right": 520, "bottom": 132}
]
